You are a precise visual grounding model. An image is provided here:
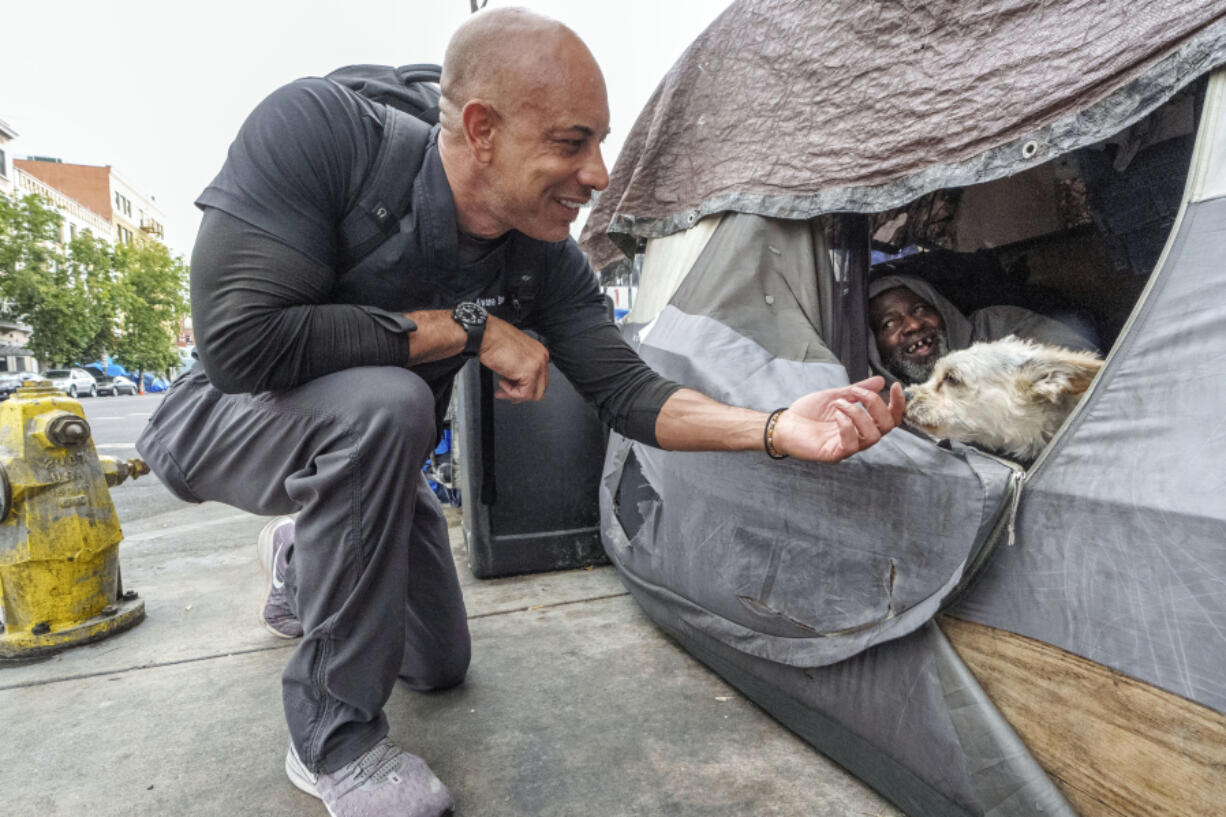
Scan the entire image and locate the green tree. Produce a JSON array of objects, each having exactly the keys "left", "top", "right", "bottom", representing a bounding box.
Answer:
[
  {"left": 0, "top": 192, "right": 187, "bottom": 372},
  {"left": 0, "top": 192, "right": 64, "bottom": 324},
  {"left": 64, "top": 232, "right": 121, "bottom": 362},
  {"left": 0, "top": 192, "right": 125, "bottom": 366},
  {"left": 111, "top": 240, "right": 189, "bottom": 380},
  {"left": 23, "top": 231, "right": 122, "bottom": 367}
]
